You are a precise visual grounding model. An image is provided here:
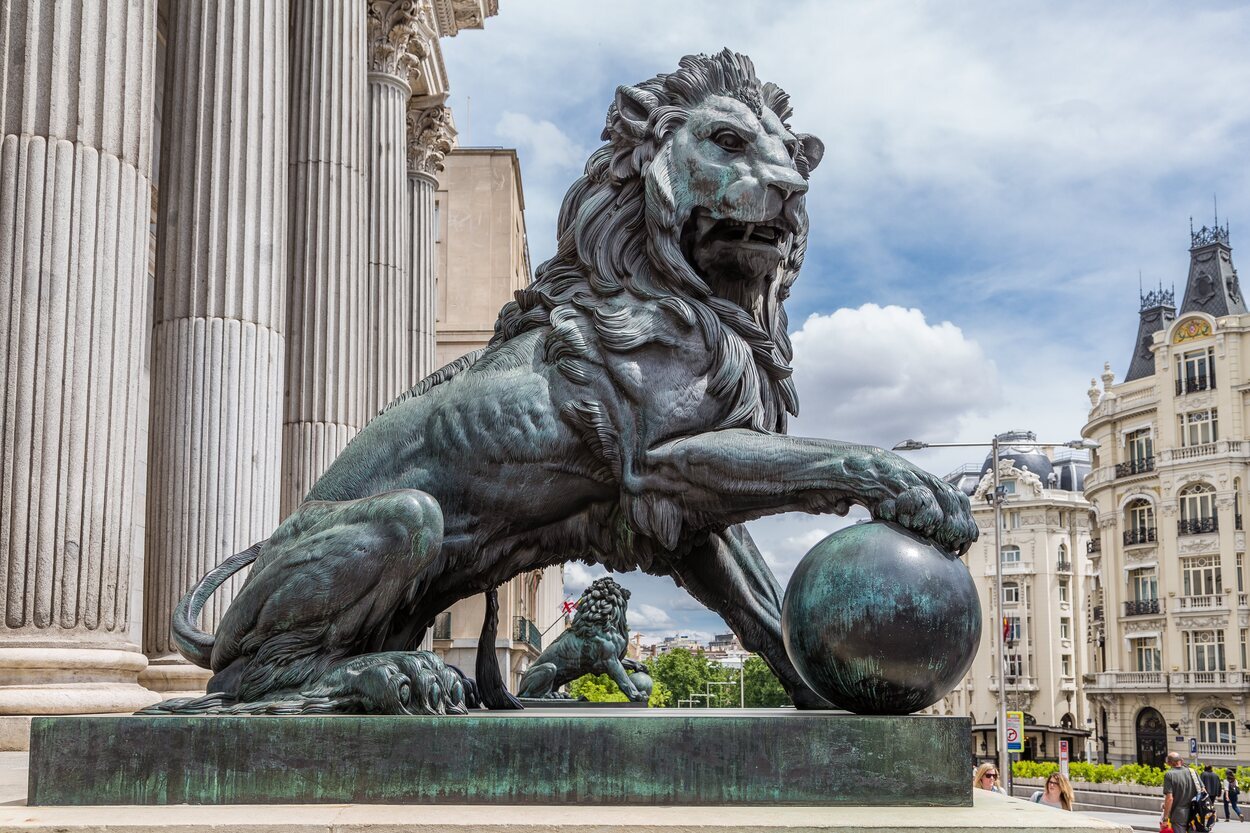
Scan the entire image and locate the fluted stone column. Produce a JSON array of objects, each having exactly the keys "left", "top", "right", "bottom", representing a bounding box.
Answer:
[
  {"left": 364, "top": 2, "right": 423, "bottom": 416},
  {"left": 140, "top": 0, "right": 288, "bottom": 696},
  {"left": 406, "top": 100, "right": 455, "bottom": 380},
  {"left": 283, "top": 1, "right": 369, "bottom": 515},
  {"left": 0, "top": 0, "right": 160, "bottom": 746}
]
